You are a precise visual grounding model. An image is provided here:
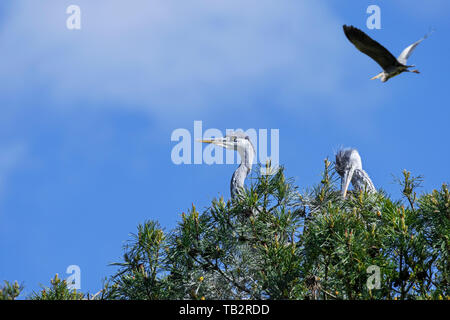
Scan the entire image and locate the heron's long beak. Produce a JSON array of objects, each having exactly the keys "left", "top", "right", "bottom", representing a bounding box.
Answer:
[
  {"left": 196, "top": 138, "right": 226, "bottom": 147},
  {"left": 341, "top": 166, "right": 356, "bottom": 198},
  {"left": 197, "top": 139, "right": 214, "bottom": 144},
  {"left": 370, "top": 73, "right": 383, "bottom": 80}
]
